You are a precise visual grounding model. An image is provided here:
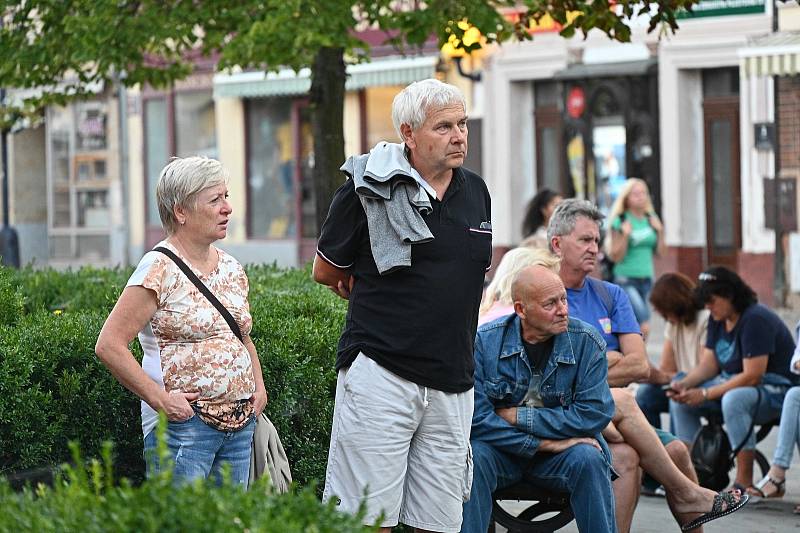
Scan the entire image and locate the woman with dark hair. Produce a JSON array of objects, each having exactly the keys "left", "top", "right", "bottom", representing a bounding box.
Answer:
[
  {"left": 520, "top": 188, "right": 562, "bottom": 248},
  {"left": 635, "top": 273, "right": 710, "bottom": 430},
  {"left": 668, "top": 266, "right": 797, "bottom": 491}
]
